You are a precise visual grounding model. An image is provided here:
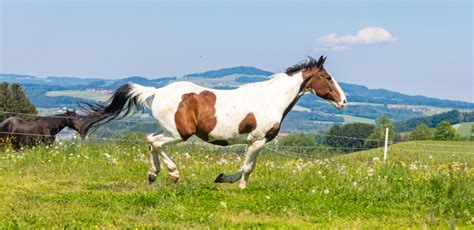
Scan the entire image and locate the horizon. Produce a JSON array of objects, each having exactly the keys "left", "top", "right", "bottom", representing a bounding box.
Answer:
[
  {"left": 1, "top": 65, "right": 473, "bottom": 104},
  {"left": 1, "top": 1, "right": 472, "bottom": 102}
]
